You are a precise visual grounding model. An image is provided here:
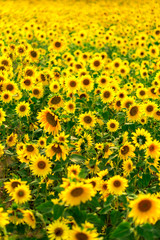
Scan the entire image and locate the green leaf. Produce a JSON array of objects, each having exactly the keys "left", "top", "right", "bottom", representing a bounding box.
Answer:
[
  {"left": 36, "top": 201, "right": 53, "bottom": 214},
  {"left": 99, "top": 205, "right": 111, "bottom": 215},
  {"left": 70, "top": 154, "right": 85, "bottom": 163},
  {"left": 110, "top": 222, "right": 131, "bottom": 239},
  {"left": 110, "top": 210, "right": 122, "bottom": 226},
  {"left": 137, "top": 224, "right": 154, "bottom": 240},
  {"left": 53, "top": 205, "right": 64, "bottom": 220},
  {"left": 150, "top": 165, "right": 159, "bottom": 173}
]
